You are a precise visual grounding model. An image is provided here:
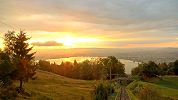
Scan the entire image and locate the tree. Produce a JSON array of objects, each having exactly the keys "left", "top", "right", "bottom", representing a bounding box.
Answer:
[
  {"left": 143, "top": 61, "right": 159, "bottom": 78},
  {"left": 80, "top": 60, "right": 93, "bottom": 80},
  {"left": 131, "top": 67, "right": 140, "bottom": 76},
  {"left": 167, "top": 62, "right": 175, "bottom": 75},
  {"left": 158, "top": 63, "right": 169, "bottom": 75},
  {"left": 167, "top": 60, "right": 178, "bottom": 75},
  {"left": 173, "top": 60, "right": 178, "bottom": 75},
  {"left": 0, "top": 52, "right": 15, "bottom": 86},
  {"left": 4, "top": 31, "right": 36, "bottom": 92},
  {"left": 132, "top": 61, "right": 159, "bottom": 79},
  {"left": 0, "top": 50, "right": 18, "bottom": 99},
  {"left": 92, "top": 59, "right": 106, "bottom": 80},
  {"left": 72, "top": 60, "right": 81, "bottom": 79},
  {"left": 101, "top": 56, "right": 125, "bottom": 79},
  {"left": 38, "top": 60, "right": 51, "bottom": 71}
]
